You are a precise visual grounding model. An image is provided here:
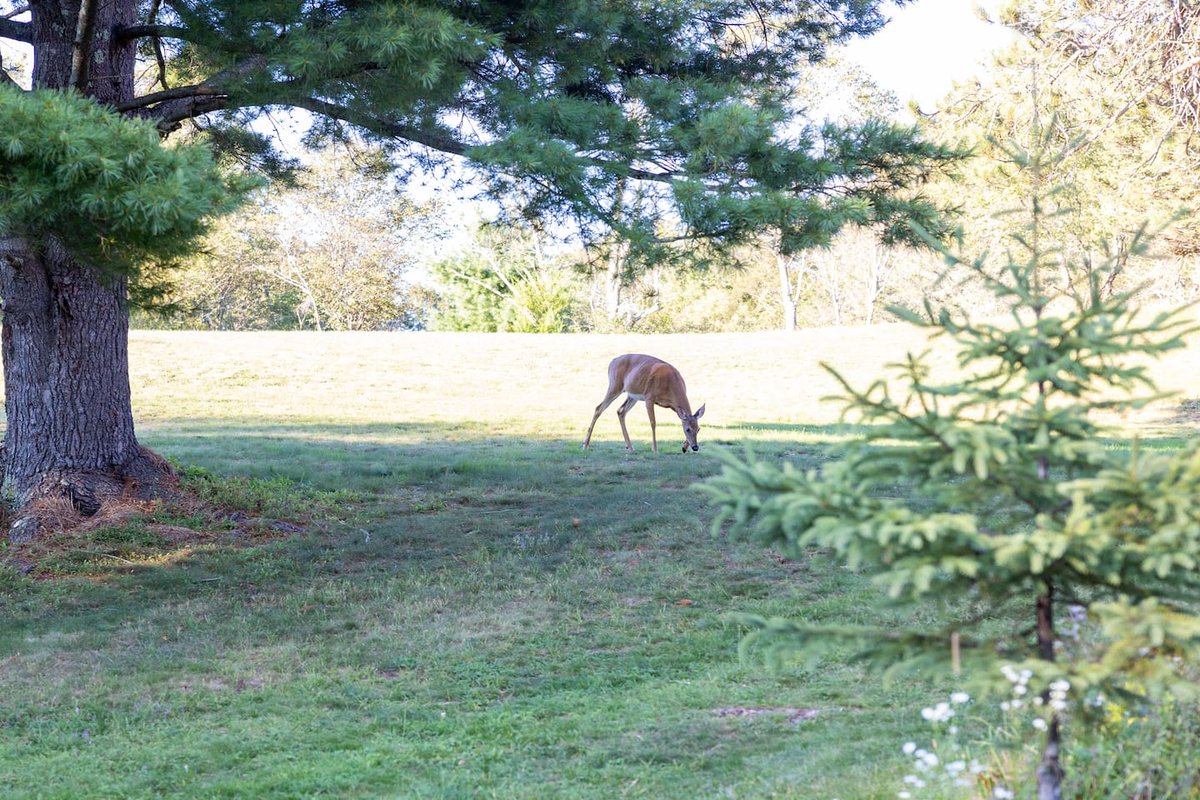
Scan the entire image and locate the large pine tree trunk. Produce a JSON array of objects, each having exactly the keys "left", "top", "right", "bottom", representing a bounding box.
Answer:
[
  {"left": 1, "top": 0, "right": 174, "bottom": 539},
  {"left": 0, "top": 240, "right": 170, "bottom": 525}
]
